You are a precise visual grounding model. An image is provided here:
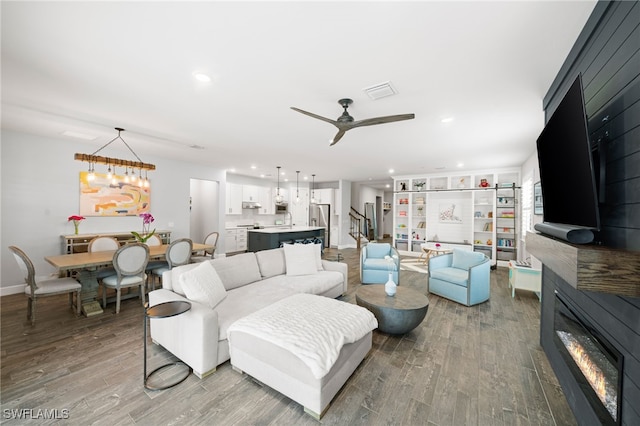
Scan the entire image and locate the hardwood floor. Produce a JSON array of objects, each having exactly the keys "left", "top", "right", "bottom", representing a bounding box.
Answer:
[{"left": 1, "top": 247, "right": 576, "bottom": 425}]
